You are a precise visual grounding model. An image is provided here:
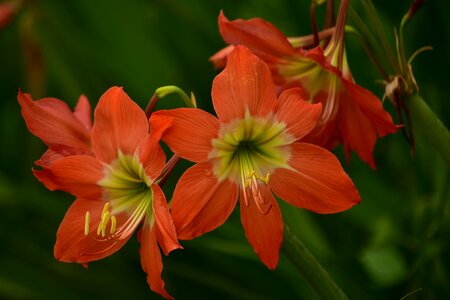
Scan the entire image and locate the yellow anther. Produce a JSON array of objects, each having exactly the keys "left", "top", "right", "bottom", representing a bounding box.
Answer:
[
  {"left": 245, "top": 171, "right": 270, "bottom": 185},
  {"left": 101, "top": 202, "right": 110, "bottom": 216},
  {"left": 84, "top": 211, "right": 90, "bottom": 236},
  {"left": 96, "top": 220, "right": 102, "bottom": 236},
  {"left": 260, "top": 173, "right": 270, "bottom": 184},
  {"left": 247, "top": 170, "right": 257, "bottom": 179},
  {"left": 96, "top": 202, "right": 112, "bottom": 237},
  {"left": 110, "top": 215, "right": 117, "bottom": 235},
  {"left": 100, "top": 212, "right": 111, "bottom": 237}
]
